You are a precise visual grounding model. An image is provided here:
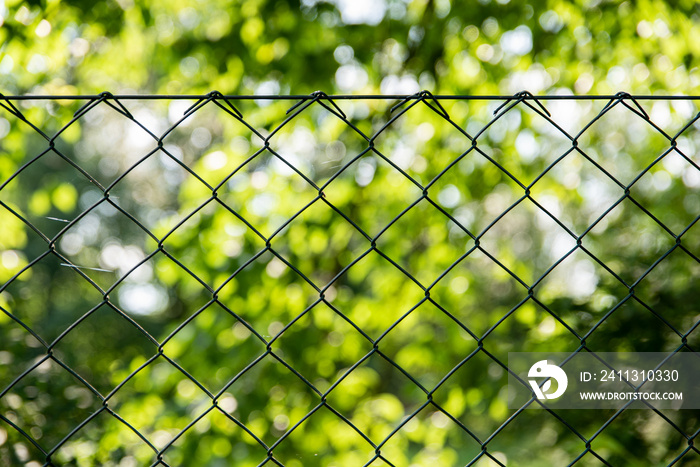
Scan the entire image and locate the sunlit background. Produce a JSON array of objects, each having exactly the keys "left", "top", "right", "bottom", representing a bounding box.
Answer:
[
  {"left": 1, "top": 0, "right": 700, "bottom": 466},
  {"left": 1, "top": 93, "right": 698, "bottom": 465},
  {"left": 1, "top": 0, "right": 699, "bottom": 96}
]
